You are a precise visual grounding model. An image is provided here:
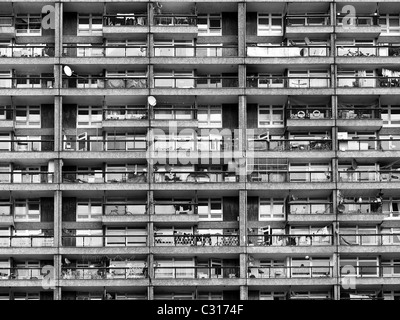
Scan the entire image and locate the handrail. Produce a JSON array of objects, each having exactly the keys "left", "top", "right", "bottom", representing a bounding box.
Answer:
[
  {"left": 62, "top": 77, "right": 148, "bottom": 89},
  {"left": 340, "top": 265, "right": 400, "bottom": 277},
  {"left": 62, "top": 139, "right": 147, "bottom": 152},
  {"left": 247, "top": 266, "right": 333, "bottom": 278},
  {"left": 248, "top": 171, "right": 332, "bottom": 183},
  {"left": 246, "top": 44, "right": 330, "bottom": 57},
  {"left": 338, "top": 170, "right": 400, "bottom": 182},
  {"left": 103, "top": 14, "right": 147, "bottom": 26},
  {"left": 154, "top": 171, "right": 239, "bottom": 183},
  {"left": 61, "top": 234, "right": 148, "bottom": 247},
  {"left": 62, "top": 44, "right": 147, "bottom": 57},
  {"left": 61, "top": 266, "right": 148, "bottom": 279},
  {"left": 0, "top": 172, "right": 54, "bottom": 184},
  {"left": 0, "top": 235, "right": 54, "bottom": 247},
  {"left": 248, "top": 139, "right": 332, "bottom": 151},
  {"left": 62, "top": 171, "right": 148, "bottom": 183},
  {"left": 337, "top": 45, "right": 400, "bottom": 57},
  {"left": 246, "top": 76, "right": 331, "bottom": 88},
  {"left": 154, "top": 266, "right": 239, "bottom": 279},
  {"left": 0, "top": 267, "right": 47, "bottom": 280},
  {"left": 154, "top": 234, "right": 239, "bottom": 246},
  {"left": 153, "top": 14, "right": 197, "bottom": 26},
  {"left": 0, "top": 45, "right": 55, "bottom": 57},
  {"left": 289, "top": 203, "right": 333, "bottom": 215},
  {"left": 337, "top": 76, "right": 400, "bottom": 88},
  {"left": 247, "top": 234, "right": 333, "bottom": 246},
  {"left": 154, "top": 44, "right": 238, "bottom": 57},
  {"left": 154, "top": 76, "right": 239, "bottom": 88},
  {"left": 339, "top": 233, "right": 400, "bottom": 245},
  {"left": 336, "top": 15, "right": 380, "bottom": 26},
  {"left": 0, "top": 77, "right": 54, "bottom": 89}
]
